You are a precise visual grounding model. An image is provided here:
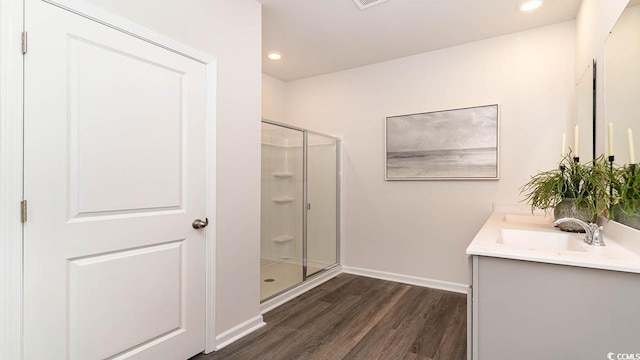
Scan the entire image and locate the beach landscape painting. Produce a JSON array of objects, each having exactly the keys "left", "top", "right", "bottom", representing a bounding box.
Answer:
[{"left": 385, "top": 105, "right": 499, "bottom": 180}]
